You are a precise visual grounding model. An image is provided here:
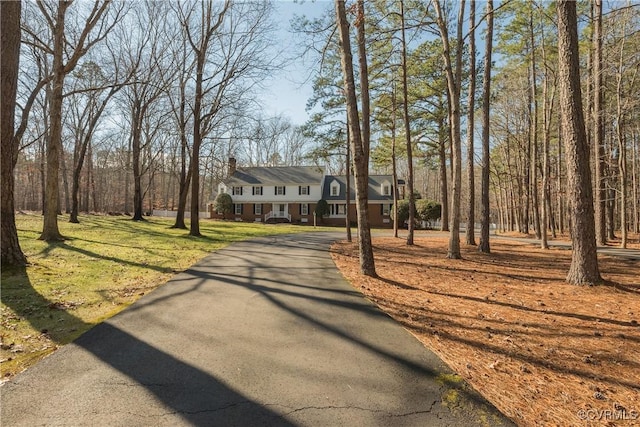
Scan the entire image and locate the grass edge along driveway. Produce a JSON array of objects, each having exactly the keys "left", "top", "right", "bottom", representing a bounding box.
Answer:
[{"left": 1, "top": 213, "right": 331, "bottom": 379}]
